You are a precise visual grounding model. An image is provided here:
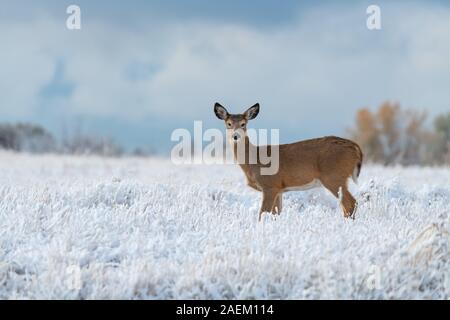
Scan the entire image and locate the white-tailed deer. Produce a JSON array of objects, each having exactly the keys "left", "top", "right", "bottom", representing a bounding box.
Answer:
[{"left": 214, "top": 102, "right": 363, "bottom": 221}]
